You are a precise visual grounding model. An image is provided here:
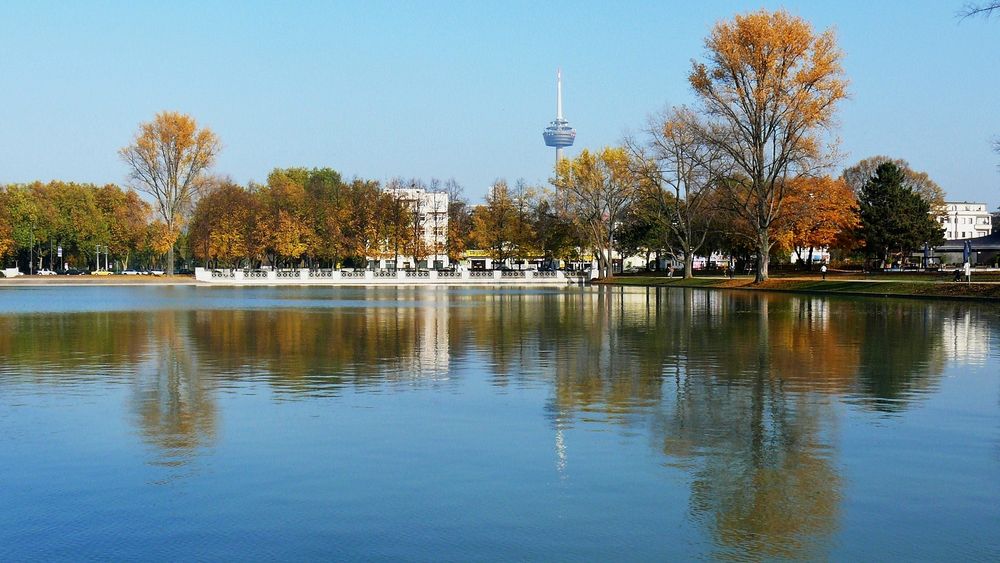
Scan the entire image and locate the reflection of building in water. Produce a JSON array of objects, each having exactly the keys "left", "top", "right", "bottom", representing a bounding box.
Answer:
[
  {"left": 400, "top": 290, "right": 451, "bottom": 377},
  {"left": 940, "top": 309, "right": 991, "bottom": 365}
]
